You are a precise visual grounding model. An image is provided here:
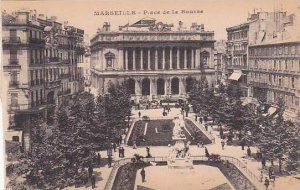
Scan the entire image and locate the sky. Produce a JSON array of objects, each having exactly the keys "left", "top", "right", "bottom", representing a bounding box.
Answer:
[{"left": 1, "top": 0, "right": 300, "bottom": 41}]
